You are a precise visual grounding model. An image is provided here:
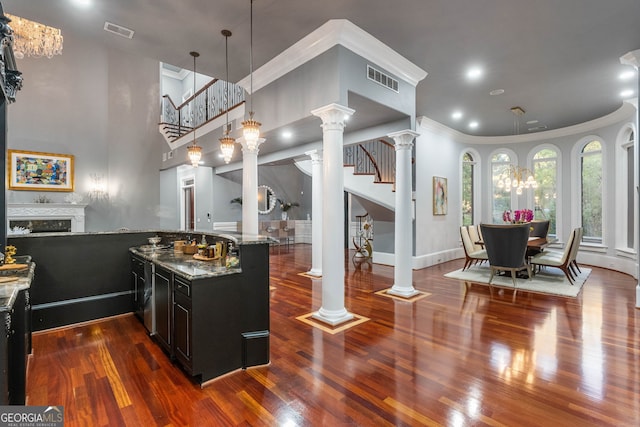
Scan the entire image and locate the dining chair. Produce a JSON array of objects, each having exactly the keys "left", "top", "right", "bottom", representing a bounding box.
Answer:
[
  {"left": 529, "top": 220, "right": 550, "bottom": 238},
  {"left": 460, "top": 226, "right": 488, "bottom": 270},
  {"left": 479, "top": 223, "right": 532, "bottom": 291},
  {"left": 530, "top": 227, "right": 578, "bottom": 284}
]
